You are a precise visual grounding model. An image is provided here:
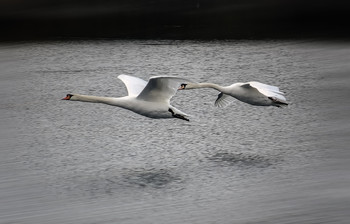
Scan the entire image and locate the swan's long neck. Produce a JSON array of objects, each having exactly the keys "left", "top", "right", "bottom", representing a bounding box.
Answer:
[
  {"left": 187, "top": 83, "right": 226, "bottom": 92},
  {"left": 70, "top": 94, "right": 125, "bottom": 106}
]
